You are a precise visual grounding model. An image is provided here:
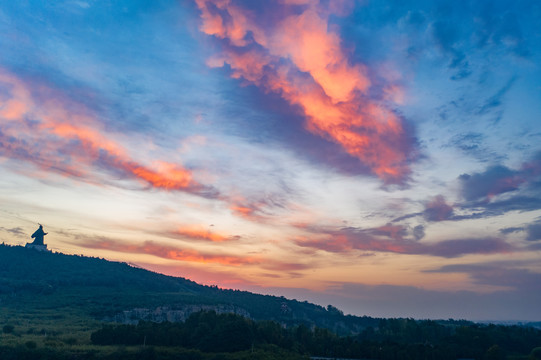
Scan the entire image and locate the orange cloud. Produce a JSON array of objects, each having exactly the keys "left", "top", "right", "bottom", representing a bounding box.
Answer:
[
  {"left": 230, "top": 203, "right": 257, "bottom": 218},
  {"left": 195, "top": 0, "right": 416, "bottom": 183},
  {"left": 228, "top": 197, "right": 274, "bottom": 221},
  {"left": 173, "top": 225, "right": 232, "bottom": 242},
  {"left": 0, "top": 69, "right": 210, "bottom": 194},
  {"left": 271, "top": 7, "right": 370, "bottom": 103},
  {"left": 82, "top": 238, "right": 258, "bottom": 266}
]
